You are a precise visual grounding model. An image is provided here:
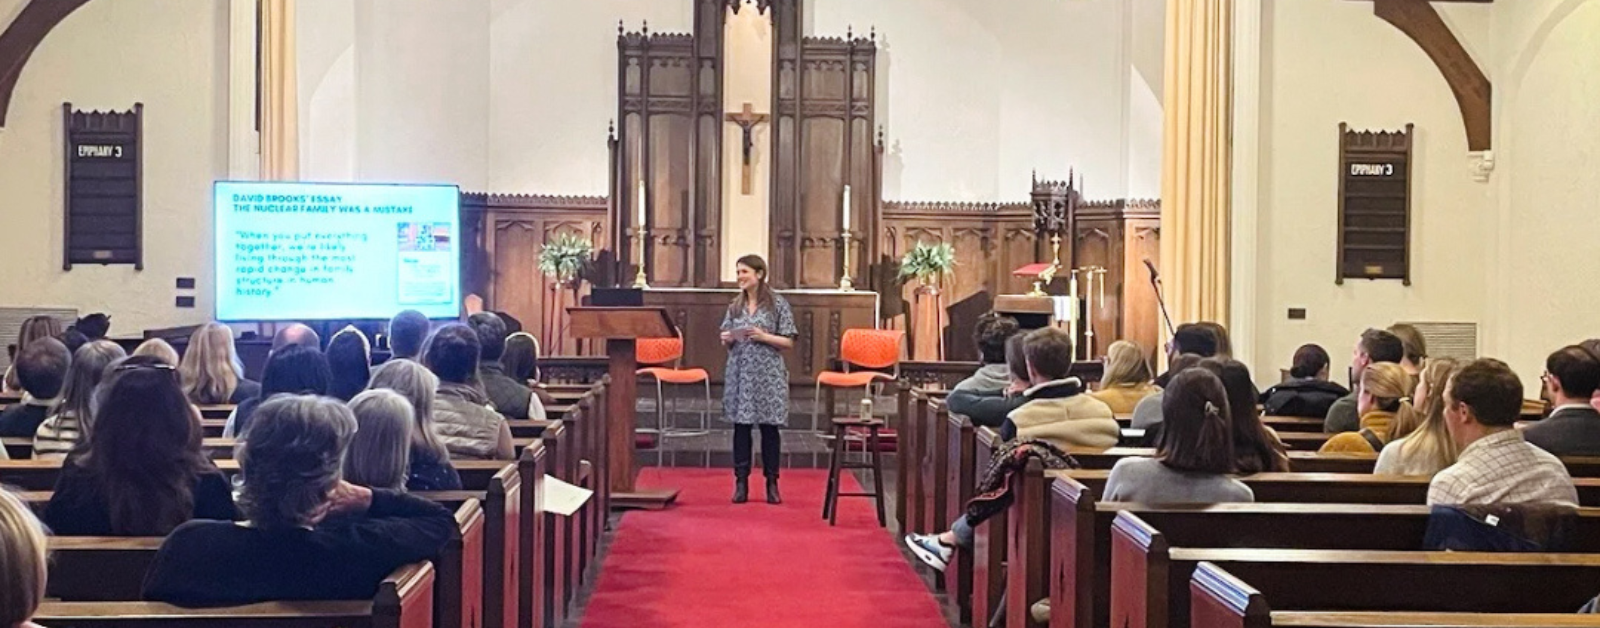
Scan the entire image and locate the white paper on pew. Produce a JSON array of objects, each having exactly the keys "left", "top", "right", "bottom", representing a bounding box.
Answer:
[{"left": 539, "top": 474, "right": 593, "bottom": 516}]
